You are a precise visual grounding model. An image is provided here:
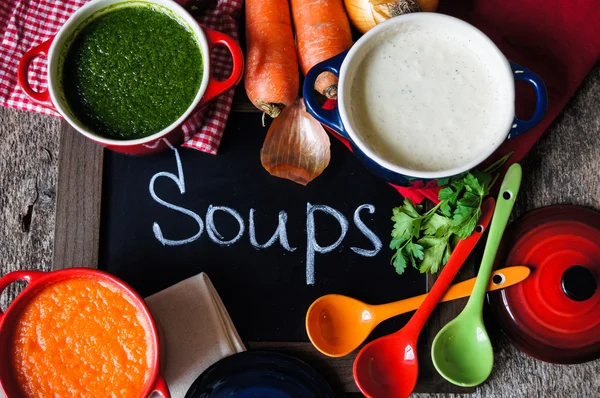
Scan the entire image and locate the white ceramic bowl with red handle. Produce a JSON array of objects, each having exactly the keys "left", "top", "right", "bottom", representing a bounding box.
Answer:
[{"left": 17, "top": 0, "right": 244, "bottom": 155}]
